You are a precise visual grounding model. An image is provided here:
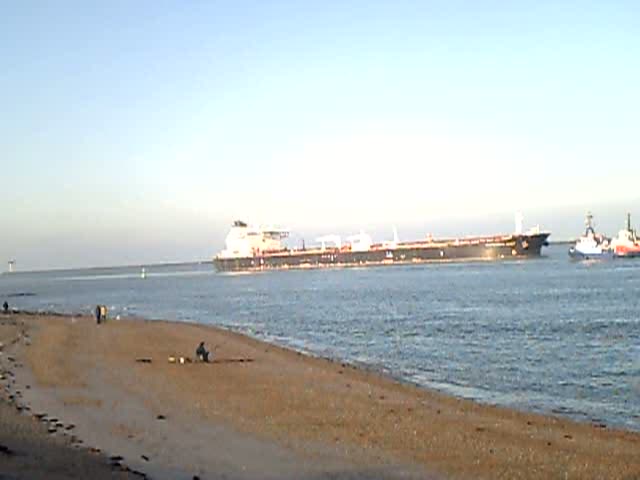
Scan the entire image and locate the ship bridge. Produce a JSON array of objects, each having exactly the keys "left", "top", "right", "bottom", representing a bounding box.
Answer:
[{"left": 218, "top": 221, "right": 289, "bottom": 259}]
